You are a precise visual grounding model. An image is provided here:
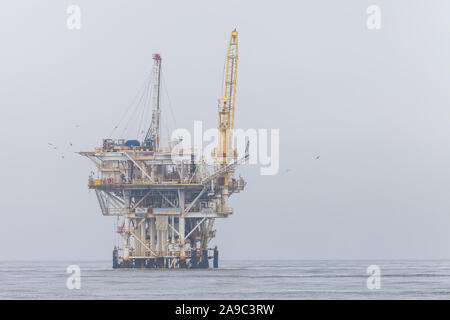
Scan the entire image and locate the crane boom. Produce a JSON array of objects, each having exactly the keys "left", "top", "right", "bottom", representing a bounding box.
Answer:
[
  {"left": 224, "top": 29, "right": 238, "bottom": 130},
  {"left": 217, "top": 29, "right": 238, "bottom": 165}
]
